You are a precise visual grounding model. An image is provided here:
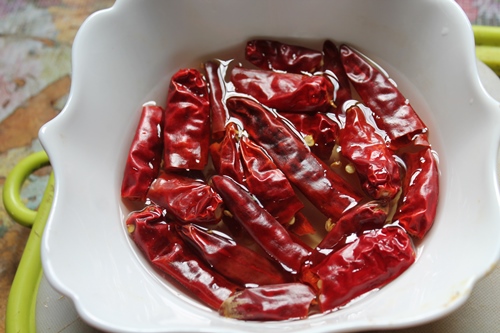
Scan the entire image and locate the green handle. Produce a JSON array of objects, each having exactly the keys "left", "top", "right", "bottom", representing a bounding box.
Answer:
[{"left": 2, "top": 151, "right": 51, "bottom": 227}]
